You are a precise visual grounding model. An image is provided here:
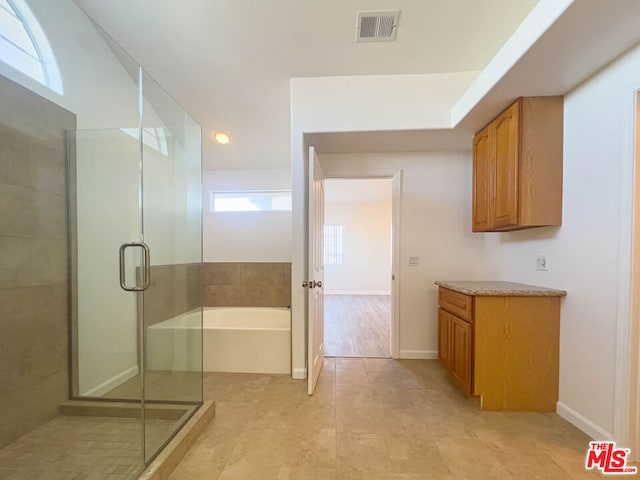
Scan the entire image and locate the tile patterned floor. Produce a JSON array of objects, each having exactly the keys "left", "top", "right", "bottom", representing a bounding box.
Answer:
[
  {"left": 0, "top": 415, "right": 177, "bottom": 480},
  {"left": 169, "top": 358, "right": 629, "bottom": 479},
  {"left": 0, "top": 359, "right": 635, "bottom": 479}
]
